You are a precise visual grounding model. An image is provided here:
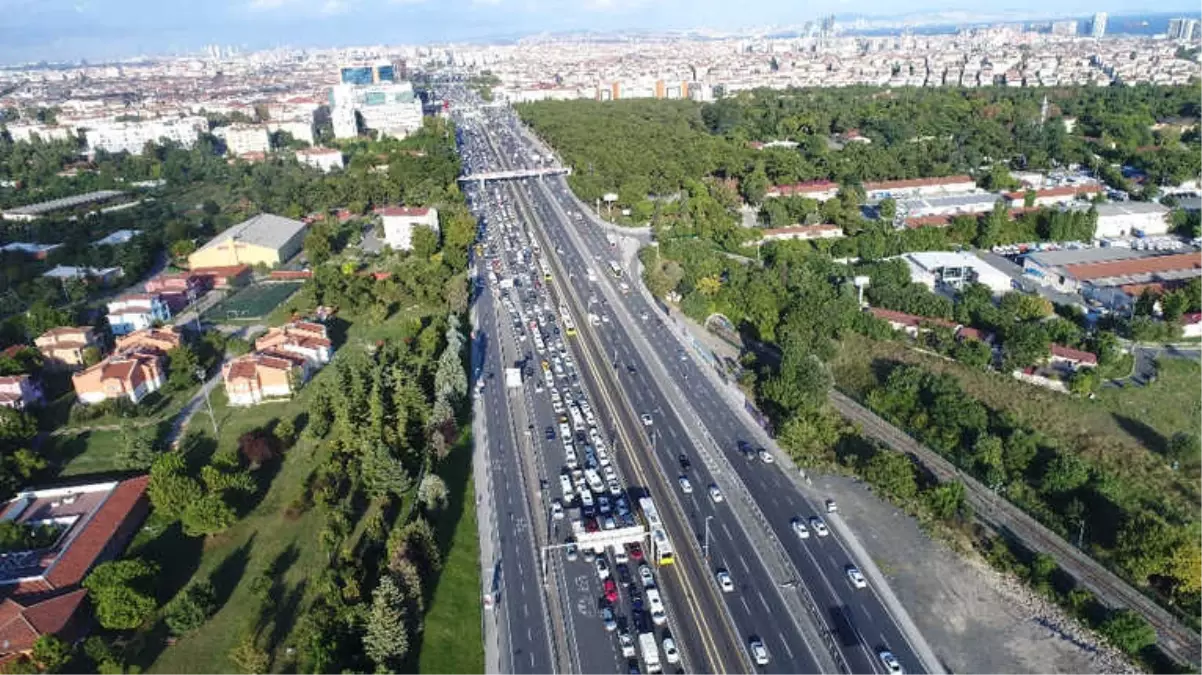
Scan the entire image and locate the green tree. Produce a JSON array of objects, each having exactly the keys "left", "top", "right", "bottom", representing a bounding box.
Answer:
[
  {"left": 776, "top": 410, "right": 840, "bottom": 467},
  {"left": 229, "top": 637, "right": 269, "bottom": 674},
  {"left": 304, "top": 226, "right": 334, "bottom": 265},
  {"left": 148, "top": 453, "right": 204, "bottom": 520},
  {"left": 164, "top": 580, "right": 217, "bottom": 635},
  {"left": 83, "top": 559, "right": 159, "bottom": 630},
  {"left": 861, "top": 450, "right": 918, "bottom": 501},
  {"left": 362, "top": 445, "right": 411, "bottom": 499},
  {"left": 1068, "top": 368, "right": 1099, "bottom": 395},
  {"left": 31, "top": 635, "right": 71, "bottom": 673},
  {"left": 877, "top": 197, "right": 896, "bottom": 222},
  {"left": 167, "top": 345, "right": 202, "bottom": 391},
  {"left": 410, "top": 226, "right": 439, "bottom": 258},
  {"left": 417, "top": 474, "right": 449, "bottom": 512},
  {"left": 761, "top": 347, "right": 832, "bottom": 418},
  {"left": 115, "top": 424, "right": 159, "bottom": 471},
  {"left": 925, "top": 481, "right": 968, "bottom": 521},
  {"left": 1040, "top": 453, "right": 1090, "bottom": 494},
  {"left": 363, "top": 576, "right": 410, "bottom": 672},
  {"left": 951, "top": 338, "right": 993, "bottom": 370},
  {"left": 181, "top": 494, "right": 237, "bottom": 536},
  {"left": 1165, "top": 431, "right": 1201, "bottom": 469},
  {"left": 1098, "top": 609, "right": 1157, "bottom": 655}
]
